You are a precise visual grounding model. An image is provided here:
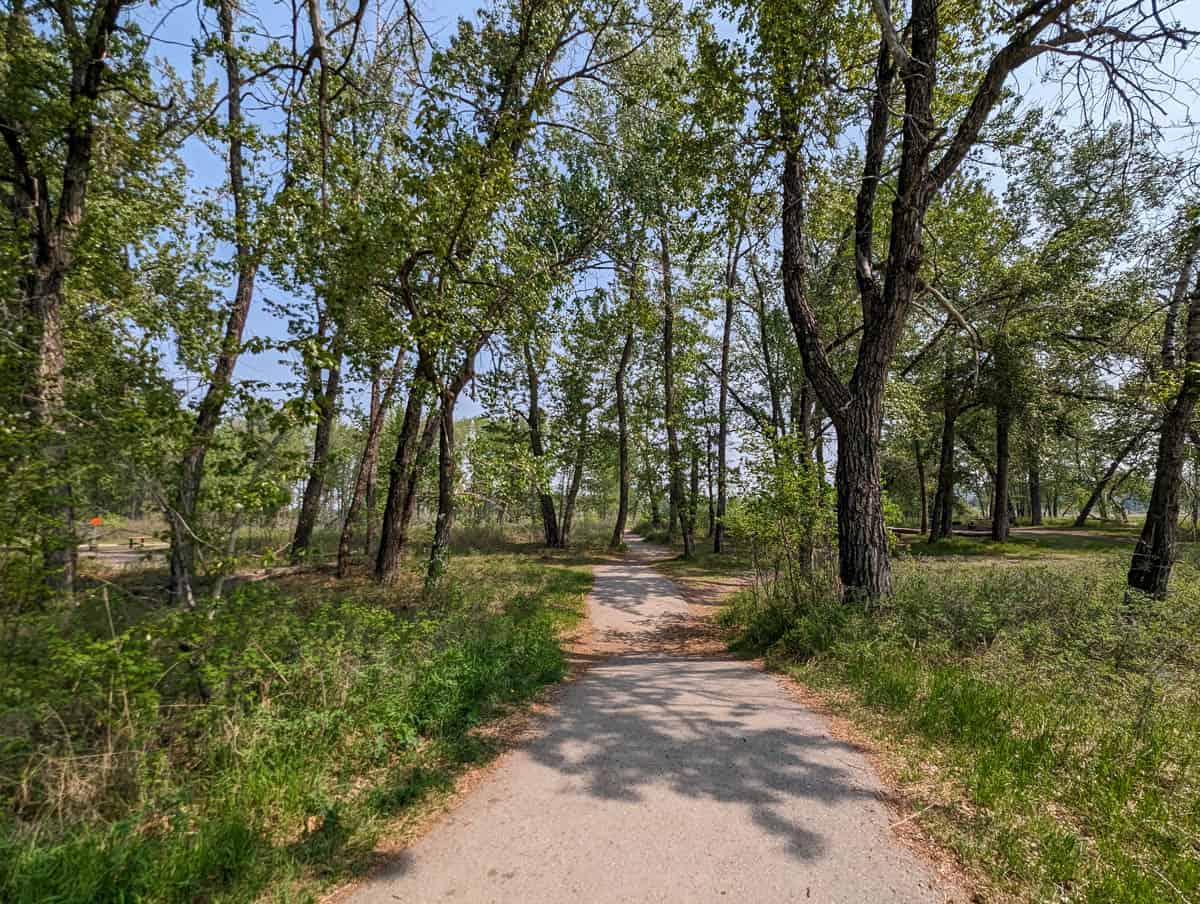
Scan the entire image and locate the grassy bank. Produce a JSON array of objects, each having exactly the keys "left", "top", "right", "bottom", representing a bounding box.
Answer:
[
  {"left": 717, "top": 554, "right": 1200, "bottom": 903},
  {"left": 0, "top": 541, "right": 590, "bottom": 903}
]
